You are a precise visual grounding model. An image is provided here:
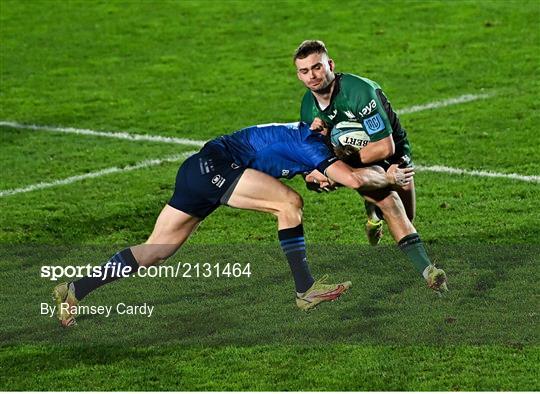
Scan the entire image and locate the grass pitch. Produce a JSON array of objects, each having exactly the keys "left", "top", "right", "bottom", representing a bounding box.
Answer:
[{"left": 1, "top": 0, "right": 539, "bottom": 391}]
